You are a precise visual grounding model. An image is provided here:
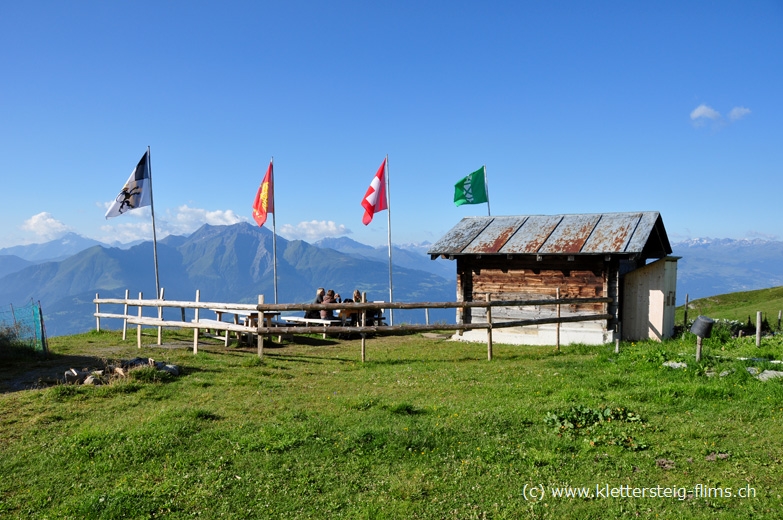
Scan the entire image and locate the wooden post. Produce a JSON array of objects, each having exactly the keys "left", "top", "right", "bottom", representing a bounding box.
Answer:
[
  {"left": 485, "top": 293, "right": 493, "bottom": 361},
  {"left": 122, "top": 289, "right": 129, "bottom": 340},
  {"left": 136, "top": 292, "right": 143, "bottom": 349},
  {"left": 361, "top": 292, "right": 367, "bottom": 363},
  {"left": 95, "top": 293, "right": 101, "bottom": 332},
  {"left": 257, "top": 294, "right": 264, "bottom": 359},
  {"left": 425, "top": 308, "right": 430, "bottom": 326},
  {"left": 778, "top": 310, "right": 781, "bottom": 331},
  {"left": 556, "top": 288, "right": 561, "bottom": 352},
  {"left": 756, "top": 311, "right": 762, "bottom": 347},
  {"left": 157, "top": 287, "right": 164, "bottom": 345},
  {"left": 614, "top": 338, "right": 620, "bottom": 354},
  {"left": 683, "top": 293, "right": 689, "bottom": 329},
  {"left": 695, "top": 336, "right": 703, "bottom": 362},
  {"left": 193, "top": 290, "right": 200, "bottom": 354}
]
